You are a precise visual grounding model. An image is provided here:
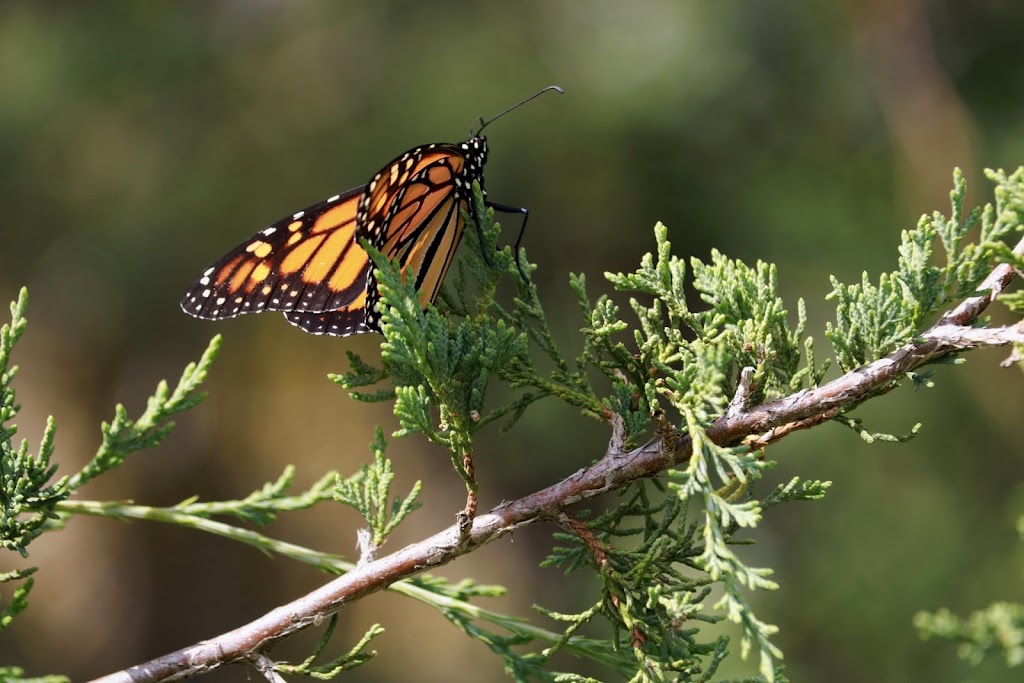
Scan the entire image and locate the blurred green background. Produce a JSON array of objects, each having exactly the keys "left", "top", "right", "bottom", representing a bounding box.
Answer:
[{"left": 2, "top": 2, "right": 1023, "bottom": 681}]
